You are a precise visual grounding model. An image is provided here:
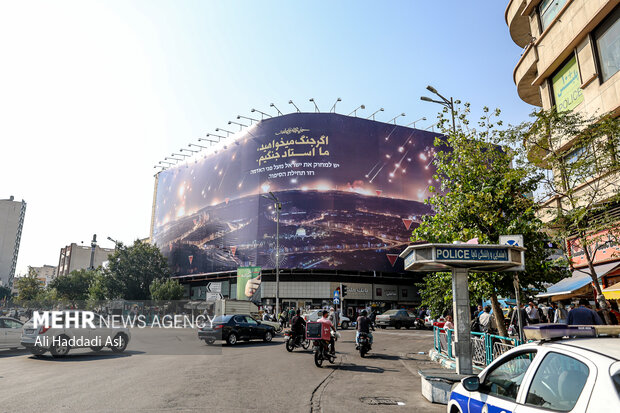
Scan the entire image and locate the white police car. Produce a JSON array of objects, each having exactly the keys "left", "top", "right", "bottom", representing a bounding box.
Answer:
[{"left": 447, "top": 324, "right": 620, "bottom": 413}]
